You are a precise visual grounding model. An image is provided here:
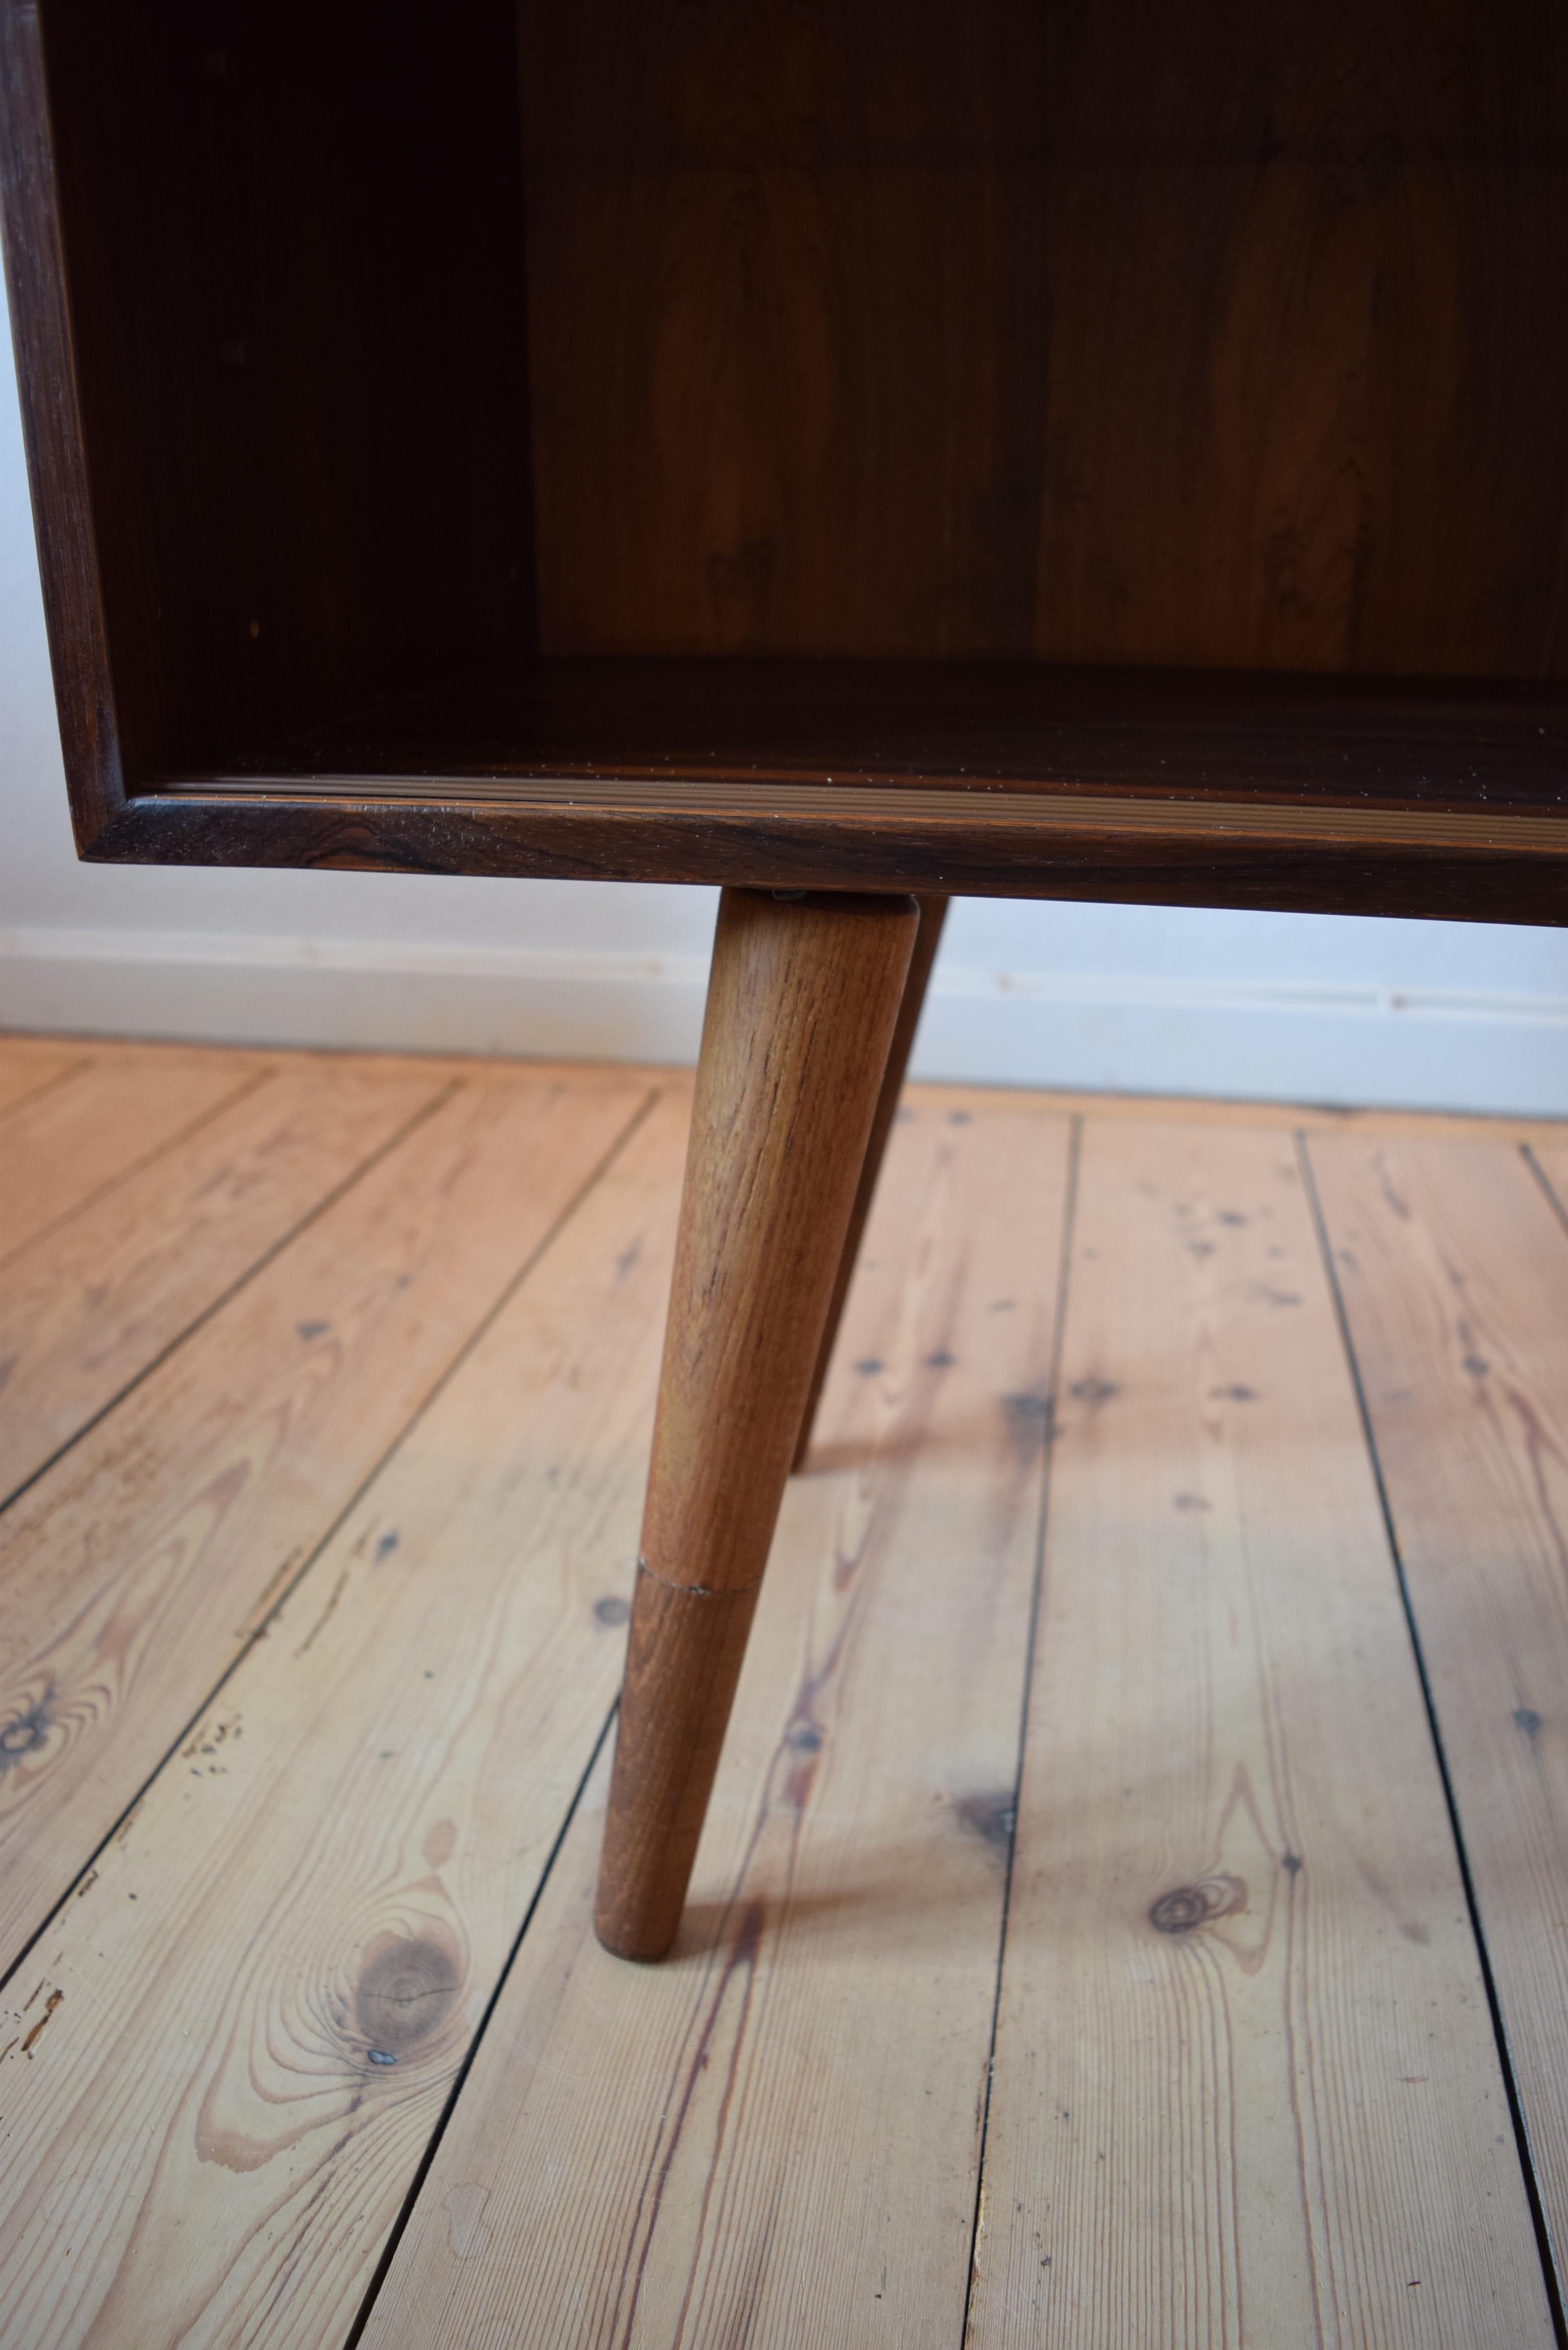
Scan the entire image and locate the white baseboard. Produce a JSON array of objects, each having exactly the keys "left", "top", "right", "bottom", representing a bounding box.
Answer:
[
  {"left": 0, "top": 925, "right": 714, "bottom": 1068},
  {"left": 3, "top": 922, "right": 1566, "bottom": 1116}
]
